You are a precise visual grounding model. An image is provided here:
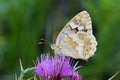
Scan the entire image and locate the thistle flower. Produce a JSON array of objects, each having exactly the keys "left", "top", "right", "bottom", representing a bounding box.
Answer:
[{"left": 34, "top": 53, "right": 82, "bottom": 80}]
